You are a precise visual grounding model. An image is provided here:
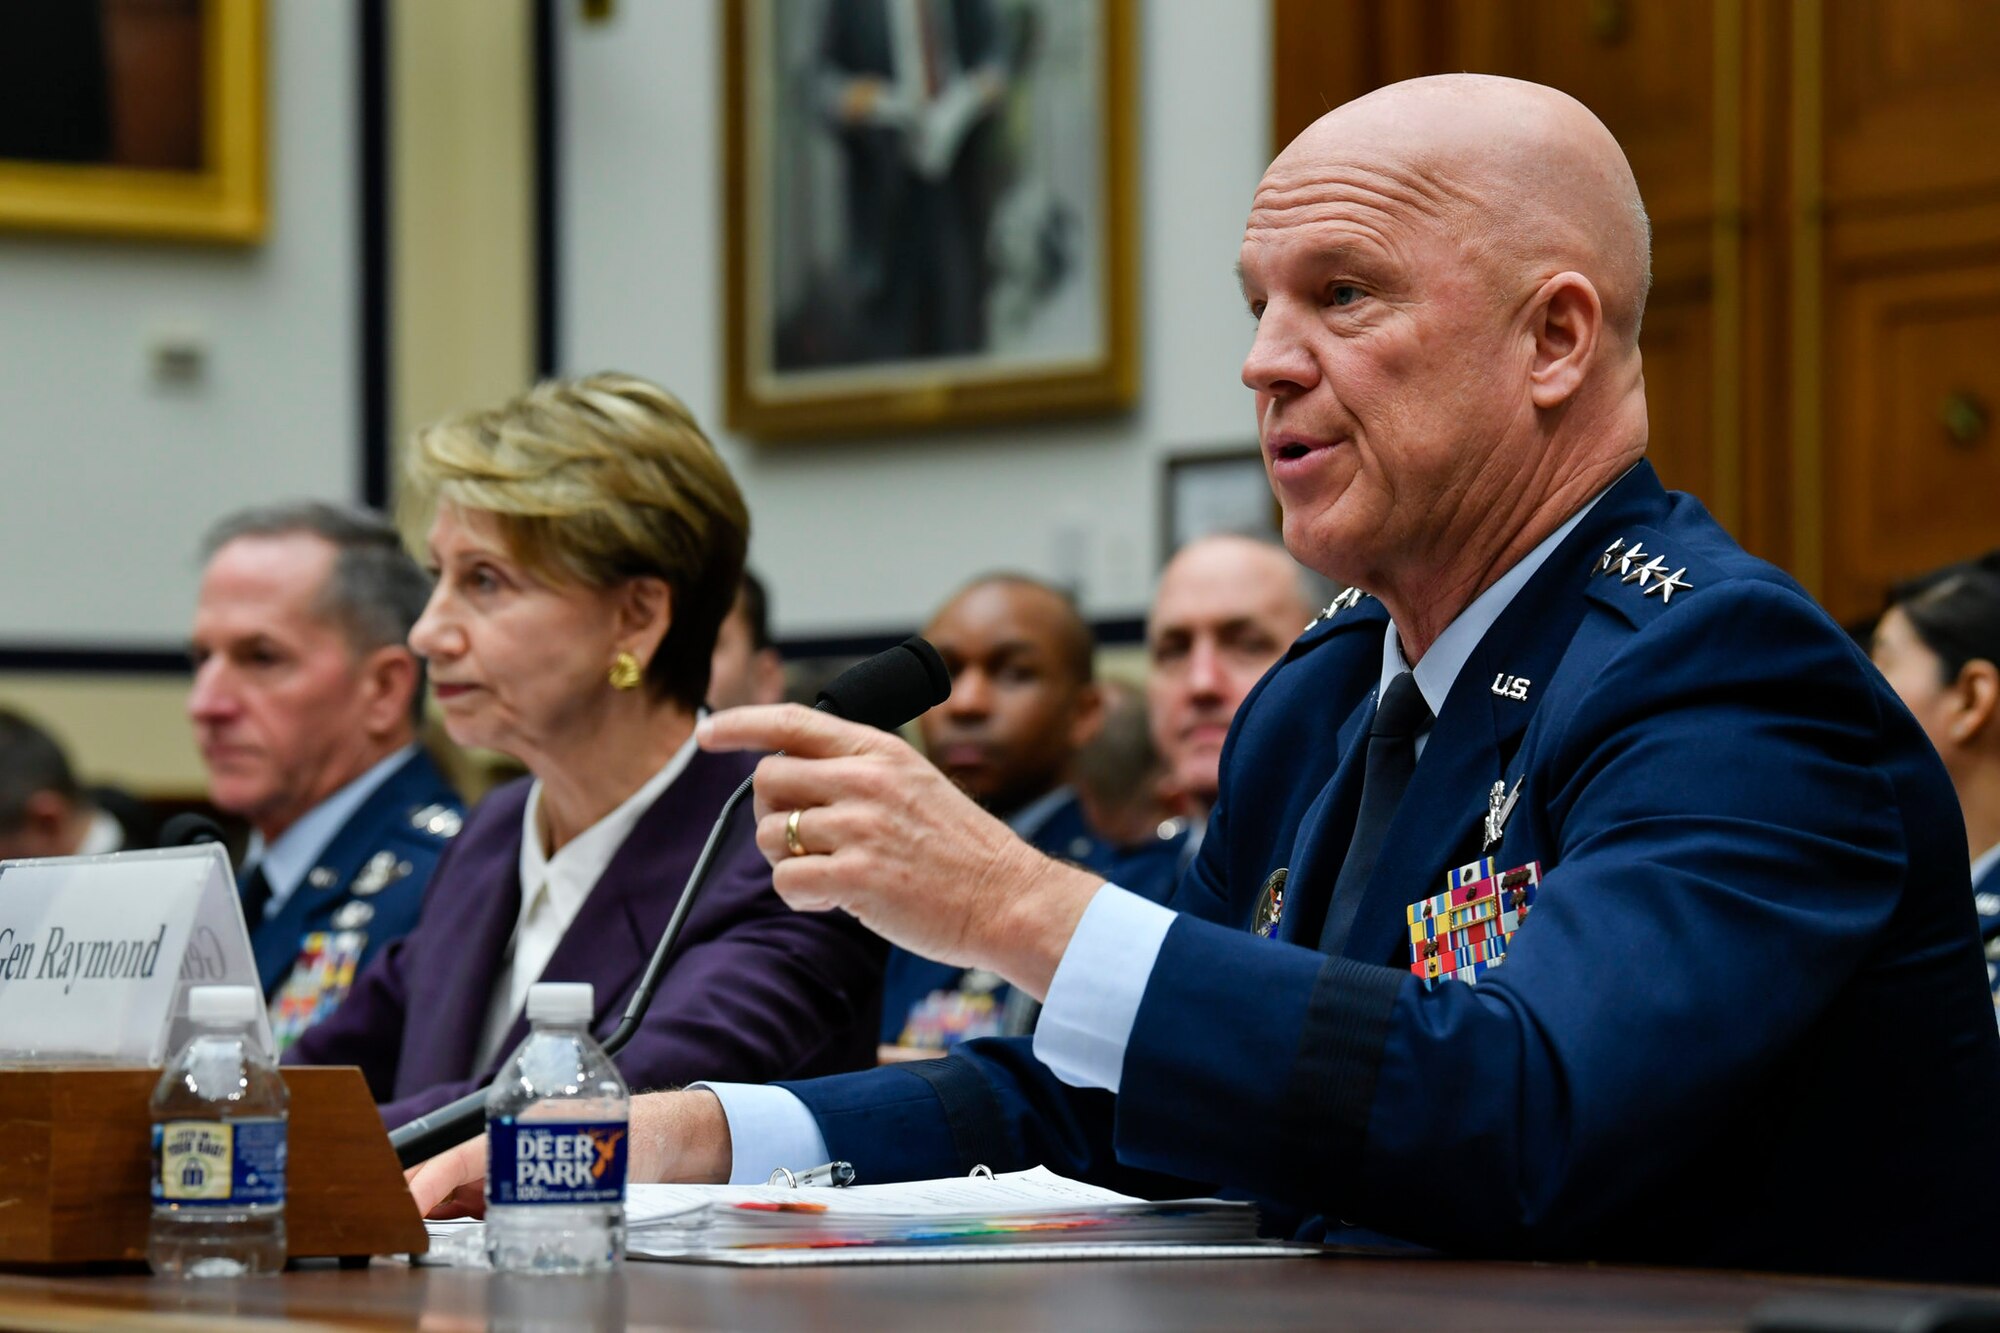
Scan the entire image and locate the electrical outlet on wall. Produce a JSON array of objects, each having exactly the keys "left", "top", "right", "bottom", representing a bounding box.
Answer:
[{"left": 148, "top": 326, "right": 208, "bottom": 386}]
